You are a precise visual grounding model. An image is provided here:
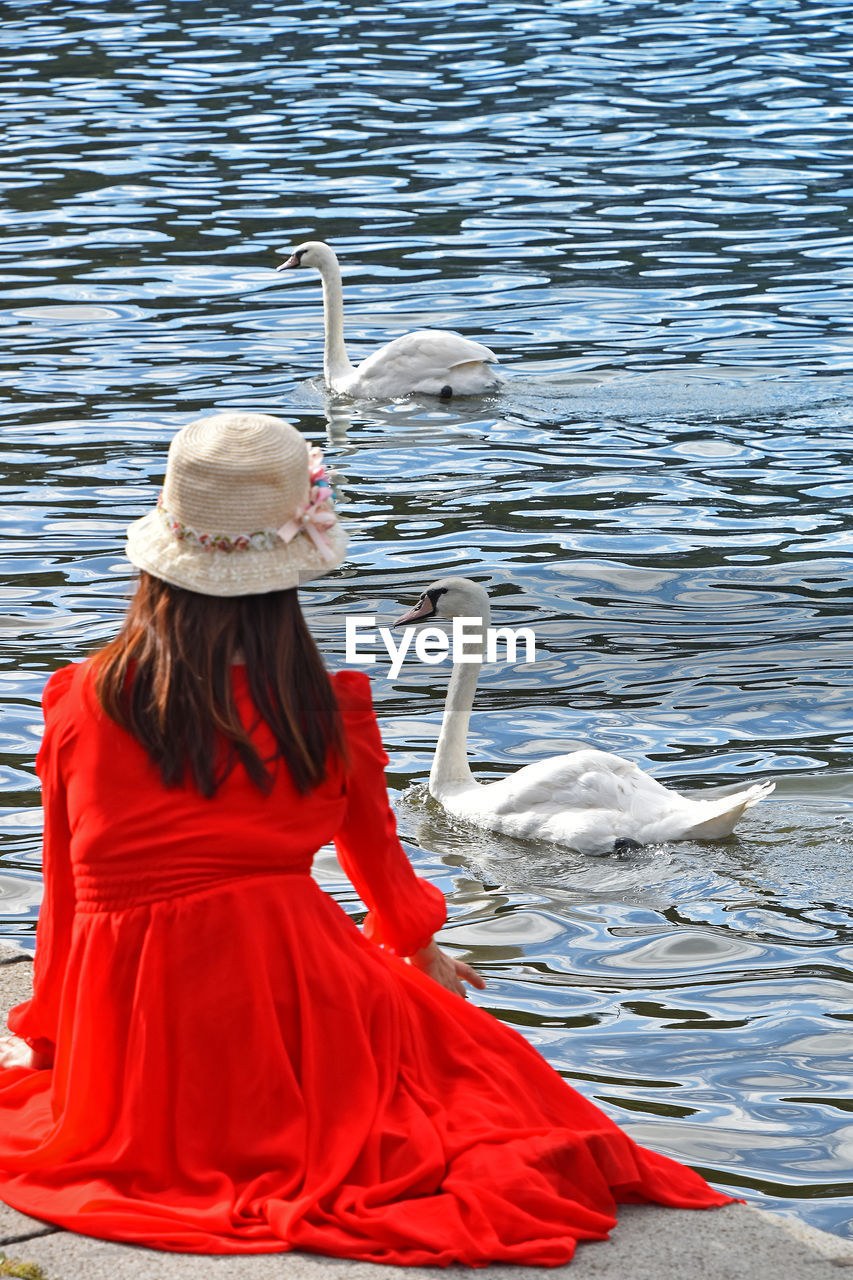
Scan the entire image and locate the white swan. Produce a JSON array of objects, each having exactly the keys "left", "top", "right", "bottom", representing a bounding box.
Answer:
[
  {"left": 277, "top": 241, "right": 503, "bottom": 399},
  {"left": 396, "top": 577, "right": 775, "bottom": 856}
]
